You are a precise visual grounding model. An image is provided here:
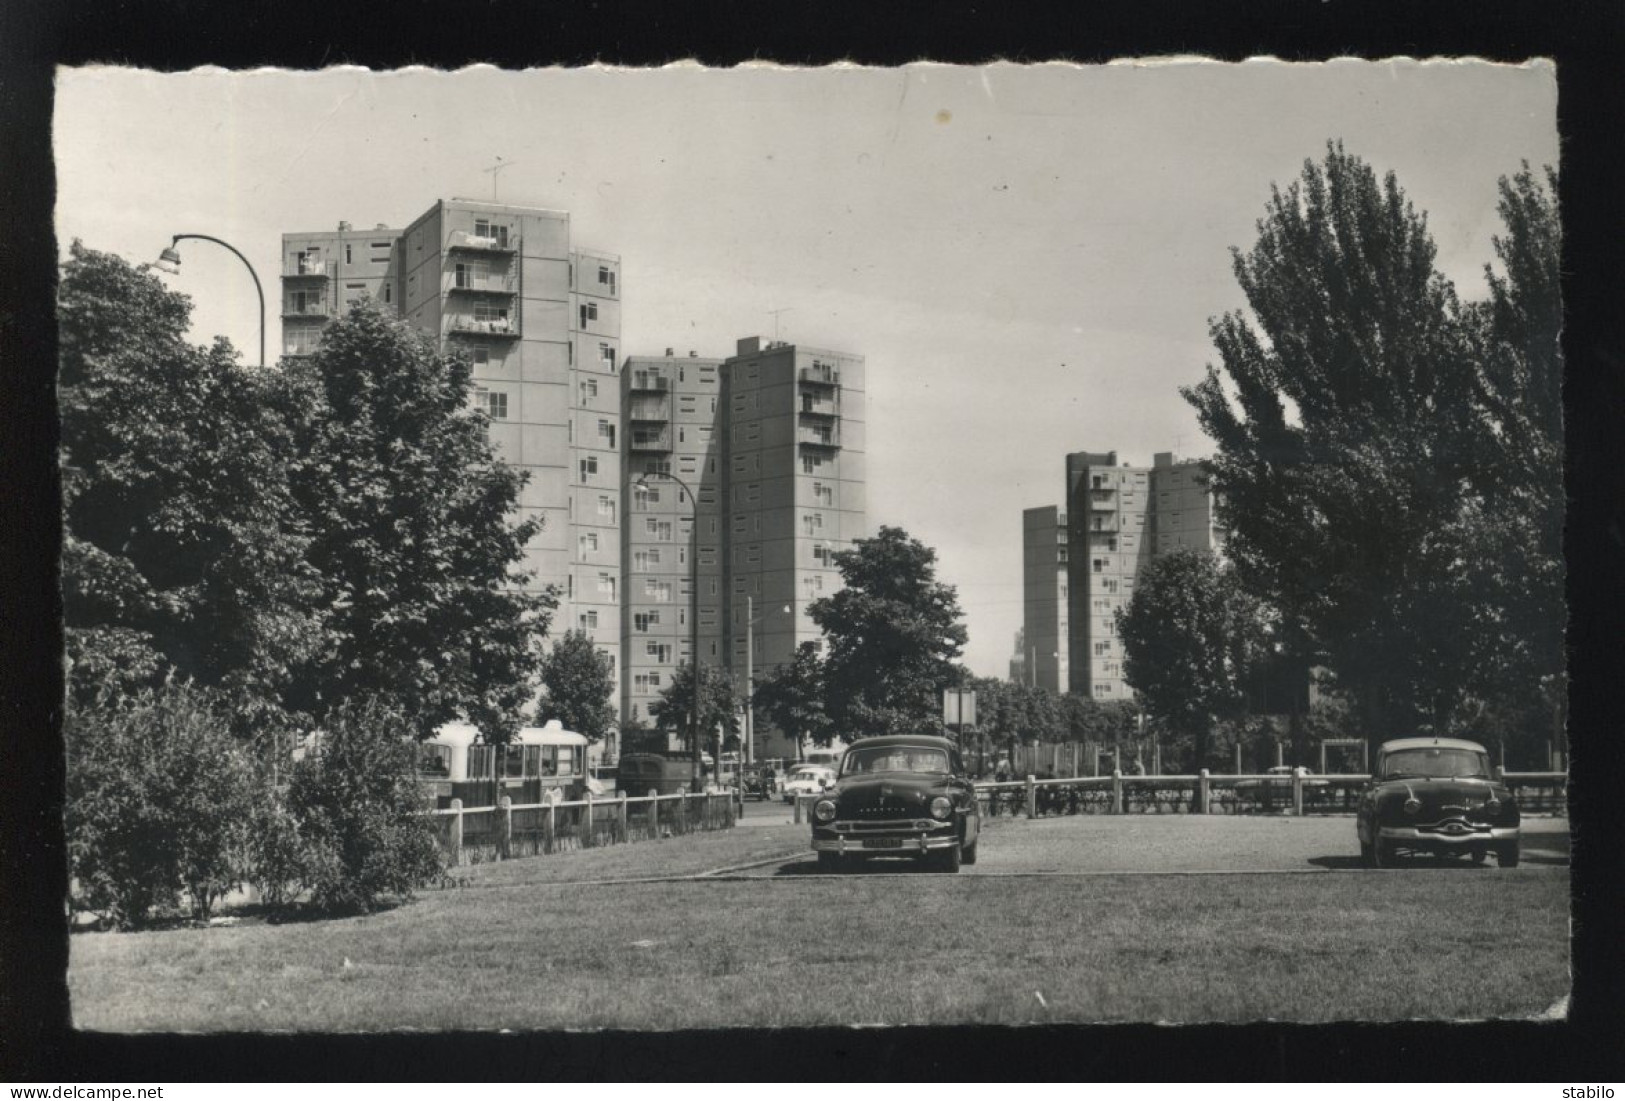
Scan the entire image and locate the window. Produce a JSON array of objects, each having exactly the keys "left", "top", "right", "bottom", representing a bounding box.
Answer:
[
  {"left": 699, "top": 548, "right": 717, "bottom": 566},
  {"left": 733, "top": 516, "right": 748, "bottom": 535},
  {"left": 598, "top": 496, "right": 616, "bottom": 523},
  {"left": 1094, "top": 641, "right": 1112, "bottom": 656},
  {"left": 645, "top": 519, "right": 673, "bottom": 542},
  {"left": 802, "top": 453, "right": 824, "bottom": 475},
  {"left": 382, "top": 283, "right": 391, "bottom": 304},
  {"left": 579, "top": 610, "right": 598, "bottom": 630},
  {"left": 745, "top": 544, "right": 761, "bottom": 565},
  {"left": 579, "top": 300, "right": 598, "bottom": 328},
  {"left": 746, "top": 483, "right": 761, "bottom": 503},
  {"left": 579, "top": 455, "right": 598, "bottom": 481},
  {"left": 579, "top": 532, "right": 599, "bottom": 555},
  {"left": 1094, "top": 683, "right": 1110, "bottom": 697},
  {"left": 803, "top": 575, "right": 824, "bottom": 598},
  {"left": 645, "top": 580, "right": 672, "bottom": 603},
  {"left": 812, "top": 542, "right": 831, "bottom": 565},
  {"left": 598, "top": 419, "right": 615, "bottom": 447},
  {"left": 802, "top": 512, "right": 824, "bottom": 536},
  {"left": 580, "top": 377, "right": 598, "bottom": 404},
  {"left": 454, "top": 261, "right": 487, "bottom": 289},
  {"left": 598, "top": 265, "right": 616, "bottom": 293},
  {"left": 646, "top": 642, "right": 671, "bottom": 663},
  {"left": 473, "top": 219, "right": 508, "bottom": 247},
  {"left": 474, "top": 387, "right": 508, "bottom": 420},
  {"left": 599, "top": 343, "right": 616, "bottom": 368},
  {"left": 473, "top": 302, "right": 509, "bottom": 326},
  {"left": 1092, "top": 558, "right": 1105, "bottom": 574},
  {"left": 812, "top": 482, "right": 833, "bottom": 506},
  {"left": 470, "top": 346, "right": 489, "bottom": 367},
  {"left": 598, "top": 574, "right": 615, "bottom": 599},
  {"left": 634, "top": 672, "right": 663, "bottom": 692},
  {"left": 633, "top": 611, "right": 660, "bottom": 632},
  {"left": 295, "top": 247, "right": 322, "bottom": 274},
  {"left": 284, "top": 327, "right": 321, "bottom": 355}
]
